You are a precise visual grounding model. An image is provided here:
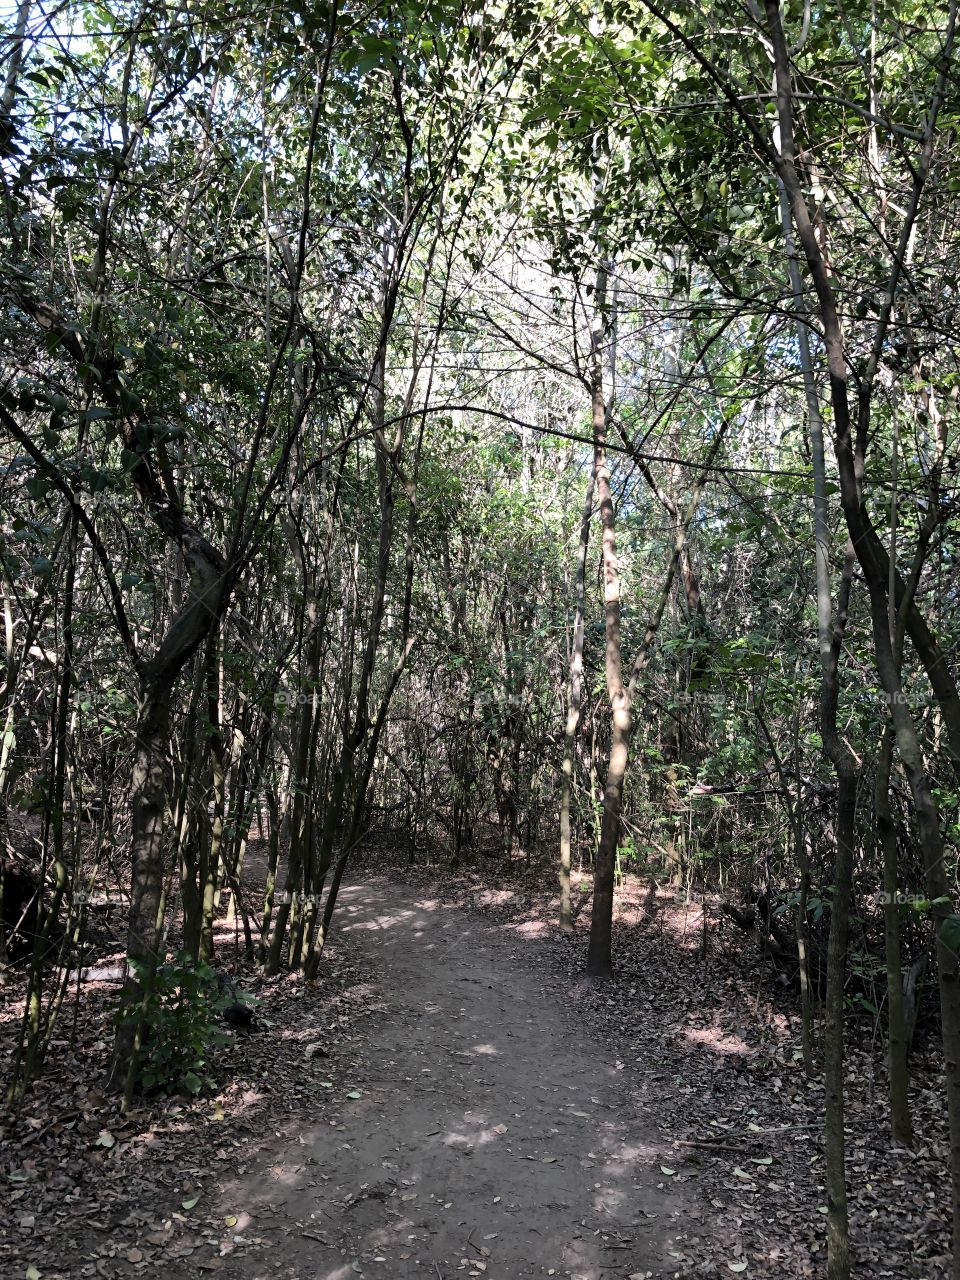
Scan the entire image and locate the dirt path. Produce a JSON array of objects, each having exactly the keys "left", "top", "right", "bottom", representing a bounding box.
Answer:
[{"left": 215, "top": 877, "right": 701, "bottom": 1280}]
